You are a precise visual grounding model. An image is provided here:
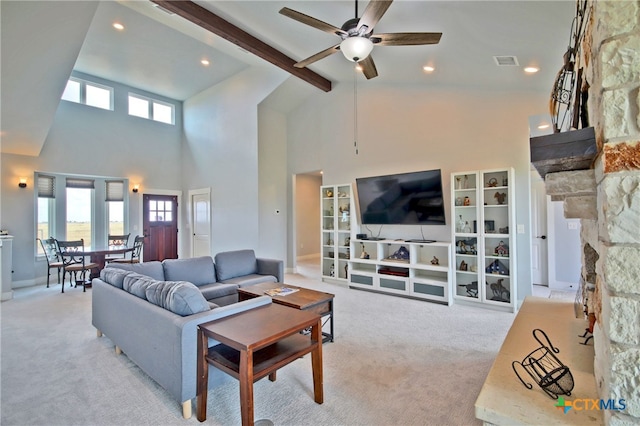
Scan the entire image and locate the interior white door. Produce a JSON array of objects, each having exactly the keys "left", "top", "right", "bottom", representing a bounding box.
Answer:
[
  {"left": 191, "top": 192, "right": 211, "bottom": 257},
  {"left": 530, "top": 170, "right": 548, "bottom": 285}
]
